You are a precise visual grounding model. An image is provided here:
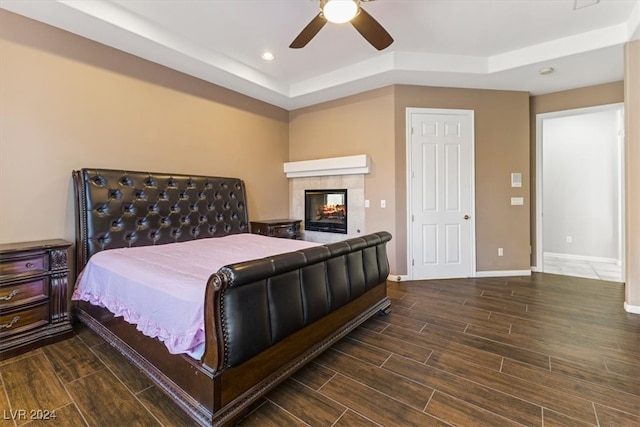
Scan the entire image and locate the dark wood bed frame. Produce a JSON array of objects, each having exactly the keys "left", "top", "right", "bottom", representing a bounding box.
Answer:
[{"left": 72, "top": 168, "right": 392, "bottom": 426}]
